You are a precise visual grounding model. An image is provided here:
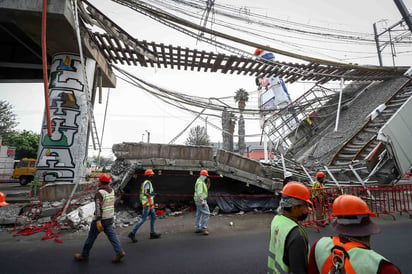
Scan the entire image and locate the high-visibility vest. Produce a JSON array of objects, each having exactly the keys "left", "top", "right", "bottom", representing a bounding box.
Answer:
[
  {"left": 194, "top": 178, "right": 208, "bottom": 202},
  {"left": 140, "top": 180, "right": 154, "bottom": 209},
  {"left": 312, "top": 180, "right": 323, "bottom": 199},
  {"left": 314, "top": 236, "right": 387, "bottom": 274},
  {"left": 268, "top": 215, "right": 308, "bottom": 274},
  {"left": 99, "top": 189, "right": 115, "bottom": 219}
]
